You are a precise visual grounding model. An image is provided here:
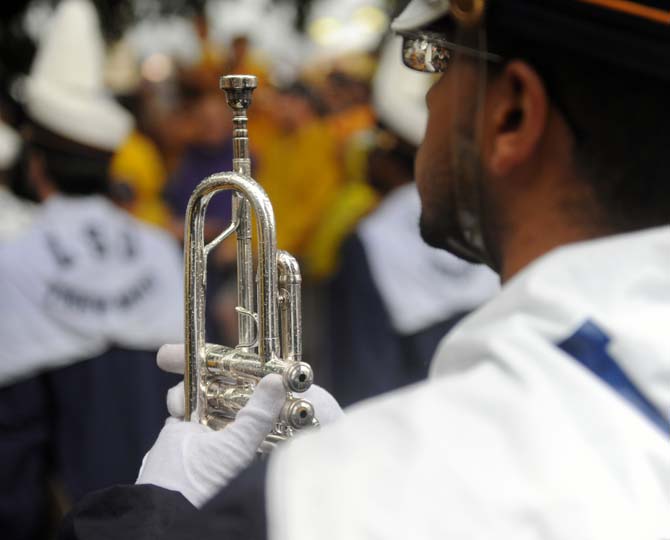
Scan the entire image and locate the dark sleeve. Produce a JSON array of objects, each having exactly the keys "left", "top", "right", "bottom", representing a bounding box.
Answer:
[
  {"left": 166, "top": 459, "right": 269, "bottom": 540},
  {"left": 59, "top": 460, "right": 269, "bottom": 540},
  {"left": 0, "top": 376, "right": 51, "bottom": 540},
  {"left": 58, "top": 484, "right": 197, "bottom": 540},
  {"left": 326, "top": 233, "right": 406, "bottom": 407},
  {"left": 48, "top": 348, "right": 181, "bottom": 501},
  {"left": 399, "top": 311, "right": 469, "bottom": 385}
]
